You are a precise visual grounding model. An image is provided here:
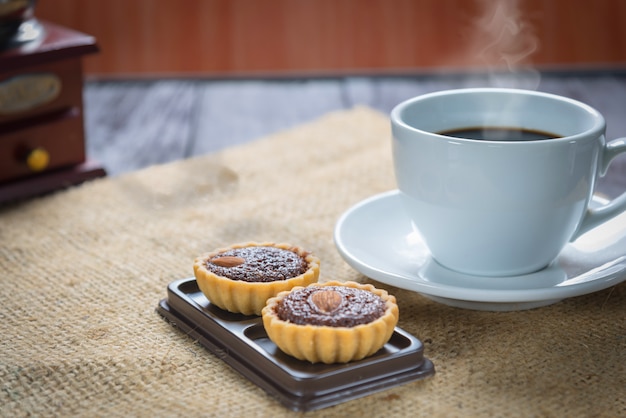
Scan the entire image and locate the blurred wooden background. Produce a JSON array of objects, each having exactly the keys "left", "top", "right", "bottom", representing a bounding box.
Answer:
[
  {"left": 36, "top": 0, "right": 626, "bottom": 78},
  {"left": 26, "top": 0, "right": 626, "bottom": 189}
]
